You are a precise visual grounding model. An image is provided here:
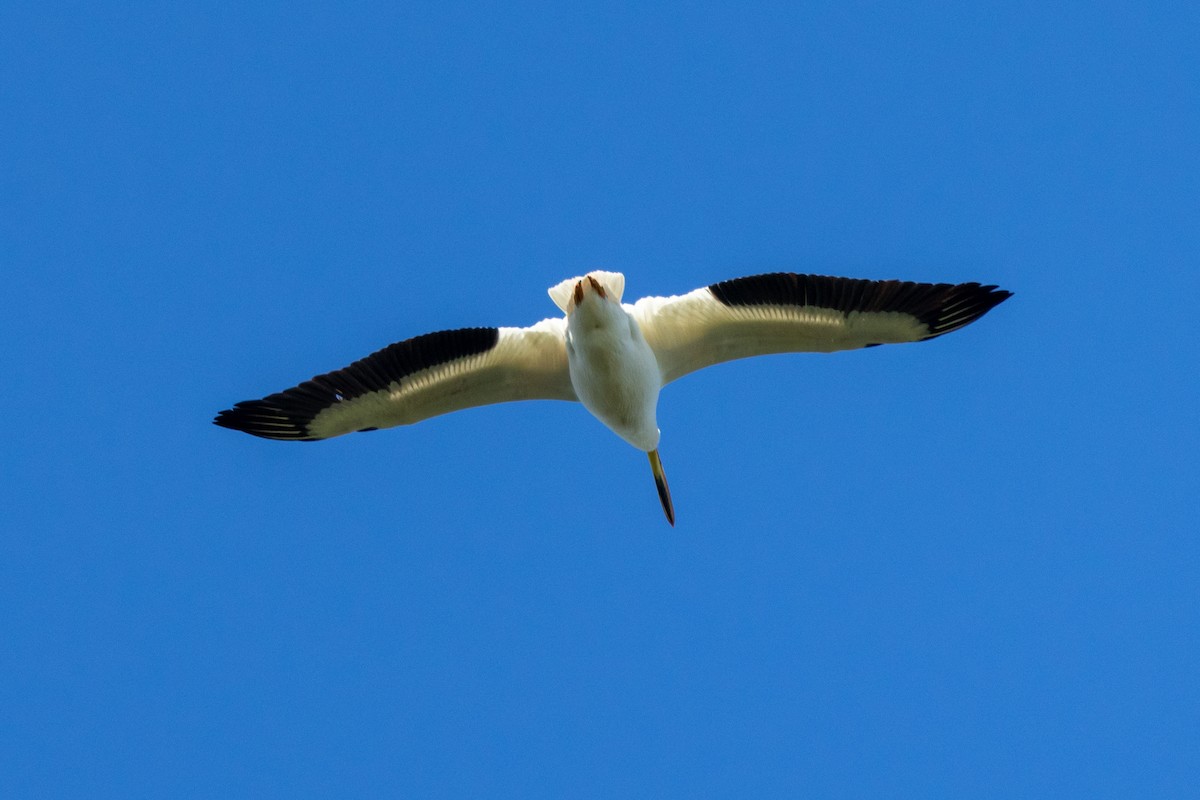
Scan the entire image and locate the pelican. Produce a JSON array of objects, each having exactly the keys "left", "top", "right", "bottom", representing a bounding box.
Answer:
[{"left": 215, "top": 271, "right": 1011, "bottom": 524}]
